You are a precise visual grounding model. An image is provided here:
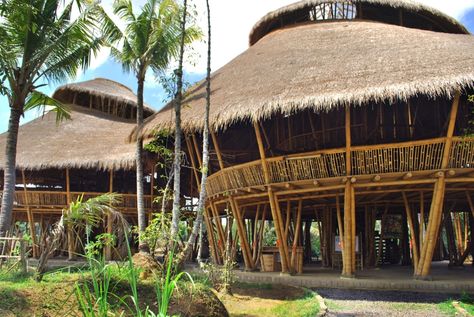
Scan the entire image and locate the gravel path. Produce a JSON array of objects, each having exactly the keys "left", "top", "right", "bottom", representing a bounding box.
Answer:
[{"left": 314, "top": 289, "right": 455, "bottom": 317}]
